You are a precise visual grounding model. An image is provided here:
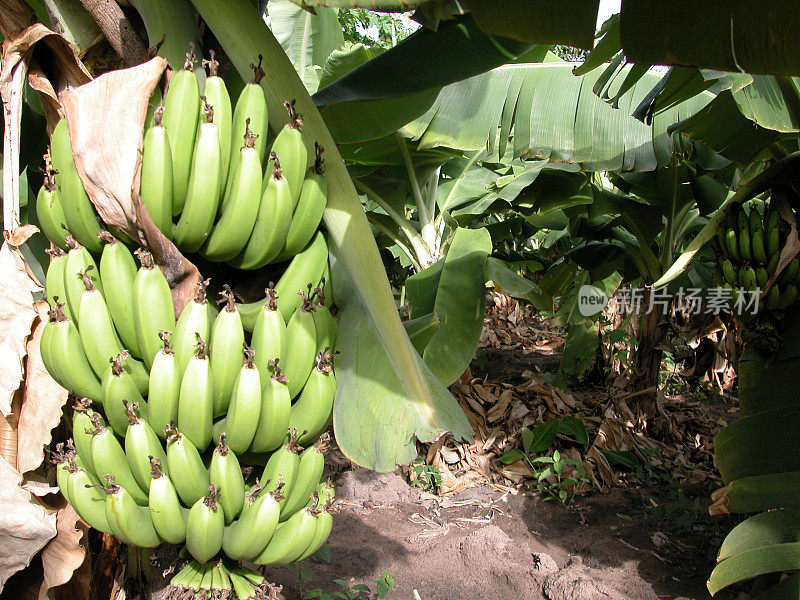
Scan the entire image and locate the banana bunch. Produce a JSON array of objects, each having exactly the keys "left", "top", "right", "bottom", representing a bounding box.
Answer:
[
  {"left": 133, "top": 49, "right": 328, "bottom": 269},
  {"left": 713, "top": 197, "right": 800, "bottom": 314},
  {"left": 36, "top": 46, "right": 343, "bottom": 597}
]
